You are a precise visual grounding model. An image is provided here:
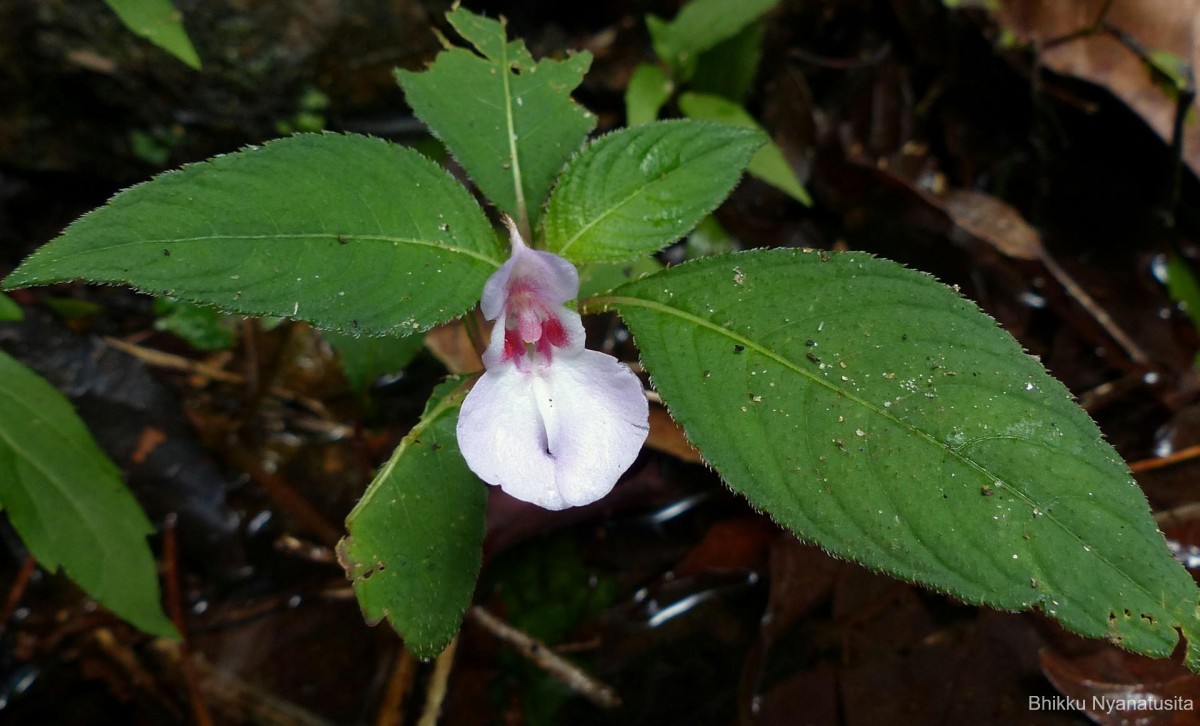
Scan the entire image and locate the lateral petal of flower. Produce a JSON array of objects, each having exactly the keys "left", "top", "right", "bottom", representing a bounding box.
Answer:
[
  {"left": 534, "top": 349, "right": 650, "bottom": 507},
  {"left": 456, "top": 350, "right": 649, "bottom": 510},
  {"left": 456, "top": 364, "right": 561, "bottom": 507}
]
